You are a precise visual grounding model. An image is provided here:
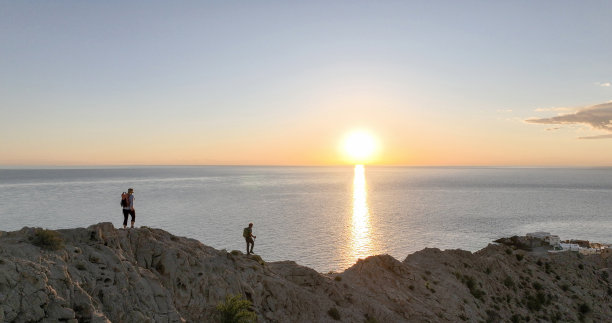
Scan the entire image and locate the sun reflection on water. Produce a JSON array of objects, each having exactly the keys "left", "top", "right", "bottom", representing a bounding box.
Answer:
[{"left": 351, "top": 164, "right": 373, "bottom": 262}]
